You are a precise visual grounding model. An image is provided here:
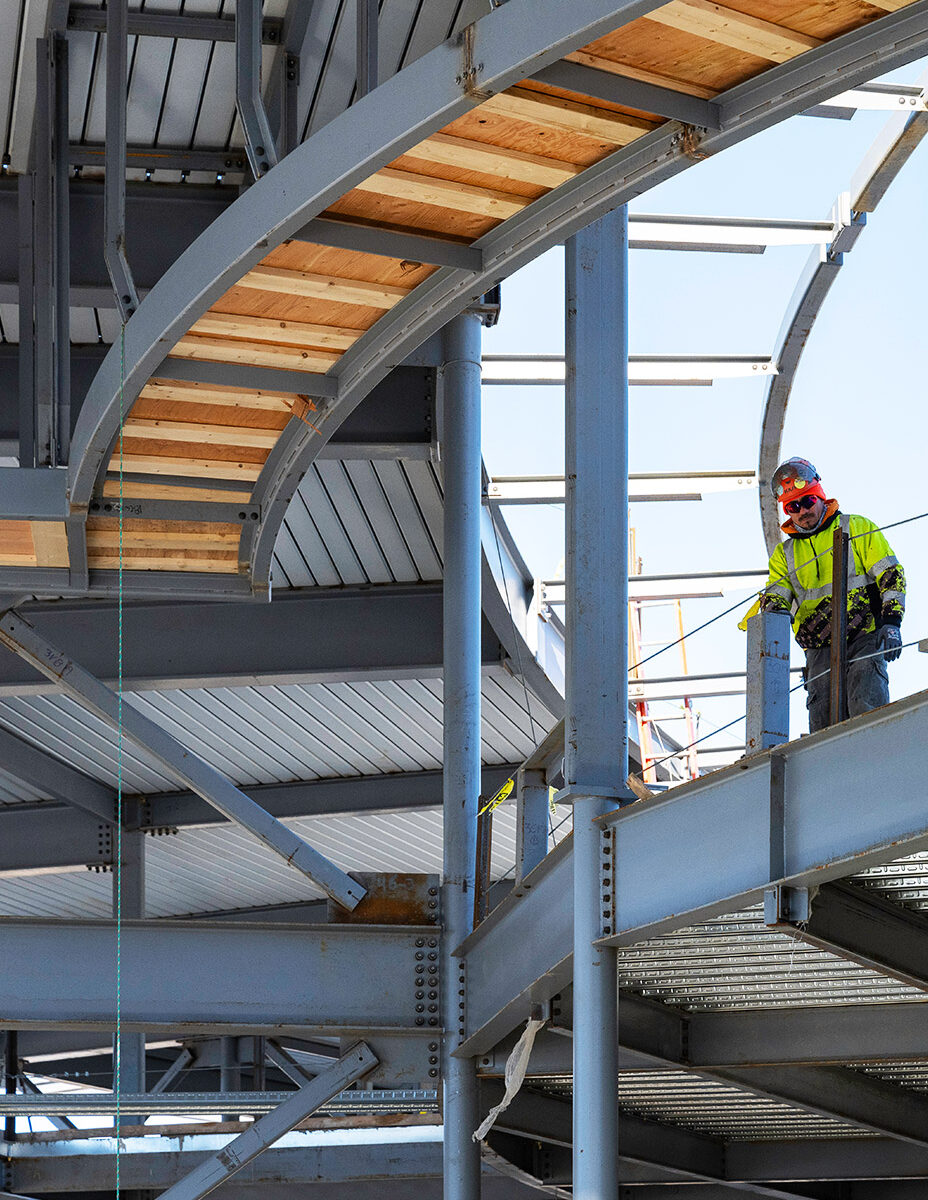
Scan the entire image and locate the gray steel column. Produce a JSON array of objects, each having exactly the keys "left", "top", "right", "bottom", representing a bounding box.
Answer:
[
  {"left": 53, "top": 33, "right": 70, "bottom": 461},
  {"left": 114, "top": 829, "right": 146, "bottom": 1106},
  {"left": 565, "top": 208, "right": 631, "bottom": 1199},
  {"left": 745, "top": 610, "right": 790, "bottom": 753},
  {"left": 33, "top": 38, "right": 57, "bottom": 465},
  {"left": 356, "top": 0, "right": 378, "bottom": 98},
  {"left": 441, "top": 311, "right": 482, "bottom": 1200},
  {"left": 17, "top": 174, "right": 35, "bottom": 468},
  {"left": 4, "top": 1029, "right": 17, "bottom": 1141},
  {"left": 515, "top": 766, "right": 548, "bottom": 885}
]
